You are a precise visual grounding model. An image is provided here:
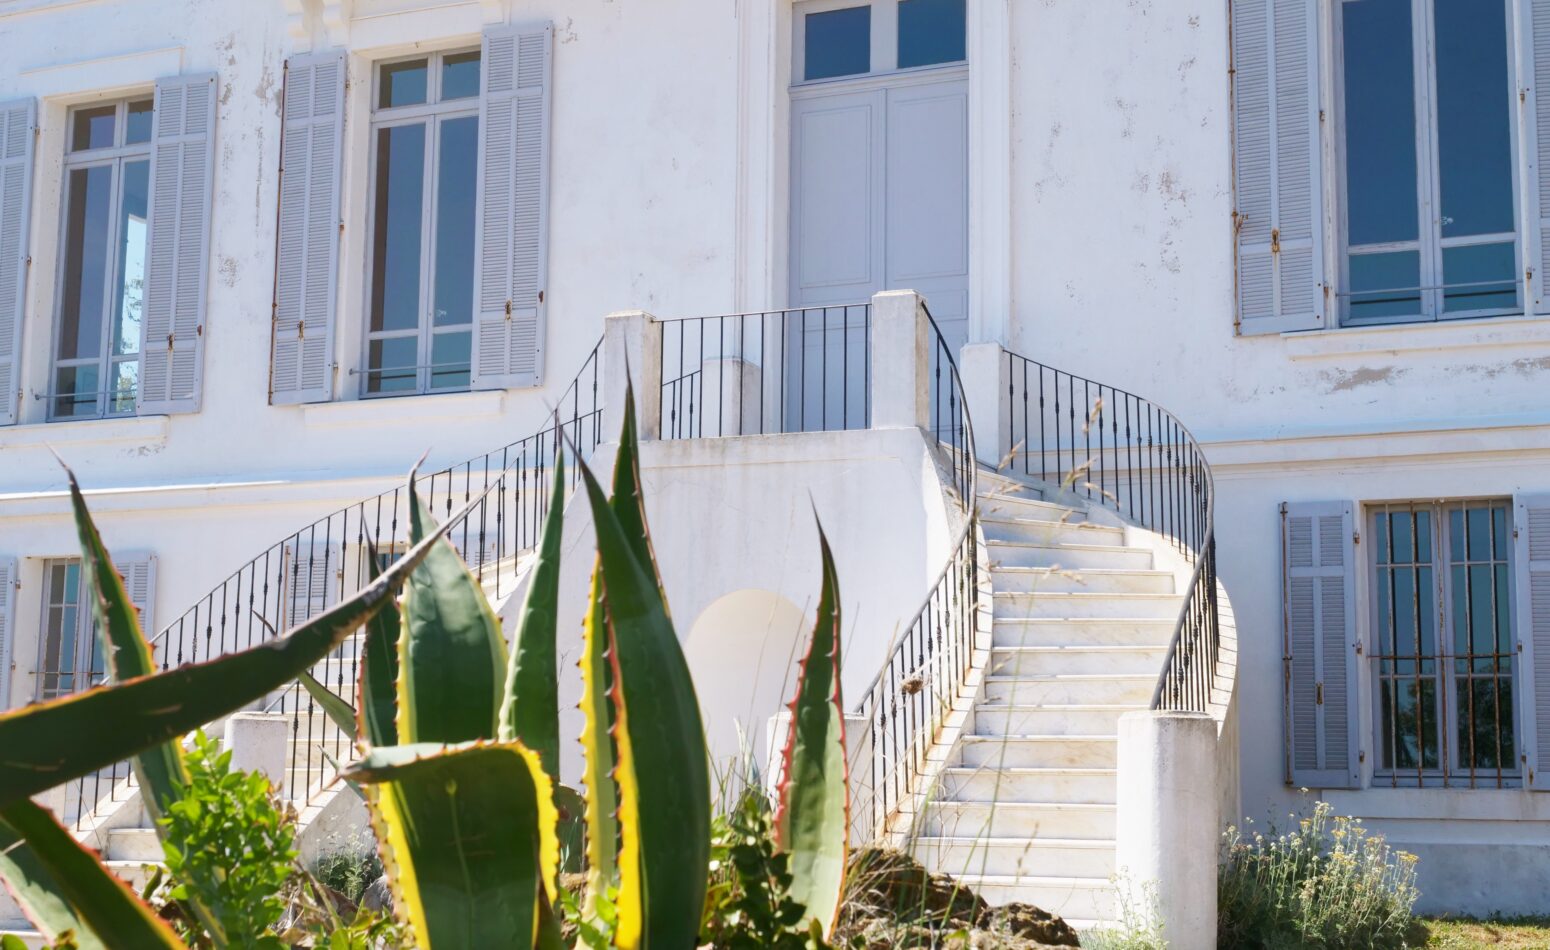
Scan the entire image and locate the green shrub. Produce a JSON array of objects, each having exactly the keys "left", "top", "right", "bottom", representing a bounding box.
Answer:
[
  {"left": 1218, "top": 801, "right": 1419, "bottom": 949},
  {"left": 700, "top": 785, "right": 817, "bottom": 949},
  {"left": 312, "top": 849, "right": 383, "bottom": 905},
  {"left": 158, "top": 730, "right": 298, "bottom": 948}
]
